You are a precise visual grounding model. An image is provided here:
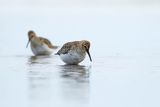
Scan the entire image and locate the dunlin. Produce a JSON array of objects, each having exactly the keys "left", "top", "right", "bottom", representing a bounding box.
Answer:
[
  {"left": 55, "top": 40, "right": 92, "bottom": 65},
  {"left": 26, "top": 30, "right": 58, "bottom": 55}
]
